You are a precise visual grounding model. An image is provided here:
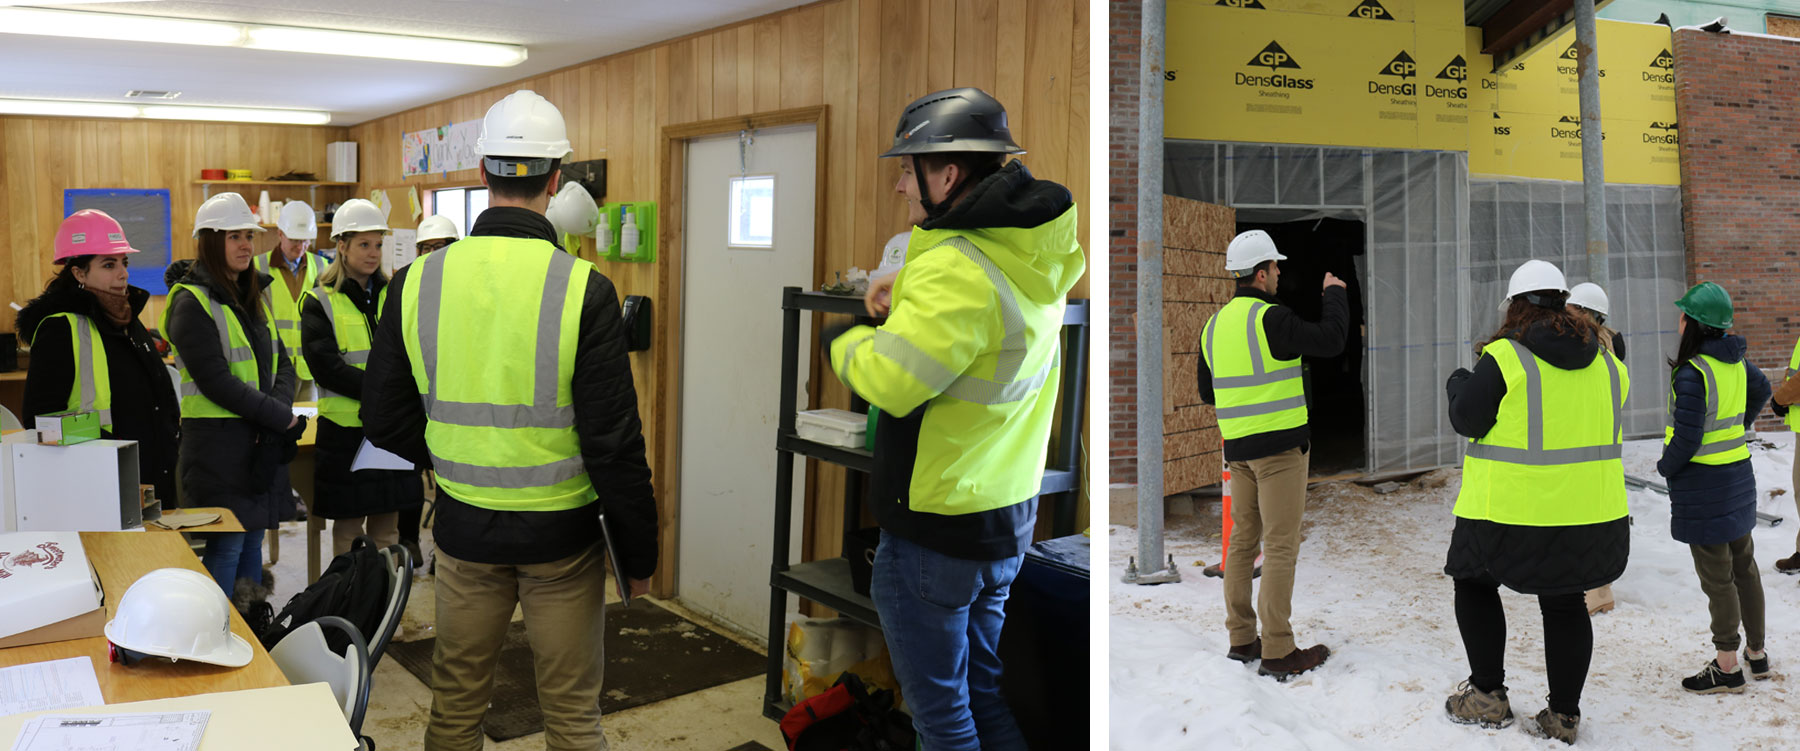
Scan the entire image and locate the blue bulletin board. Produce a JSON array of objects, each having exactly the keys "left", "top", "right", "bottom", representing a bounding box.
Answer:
[{"left": 62, "top": 189, "right": 173, "bottom": 294}]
